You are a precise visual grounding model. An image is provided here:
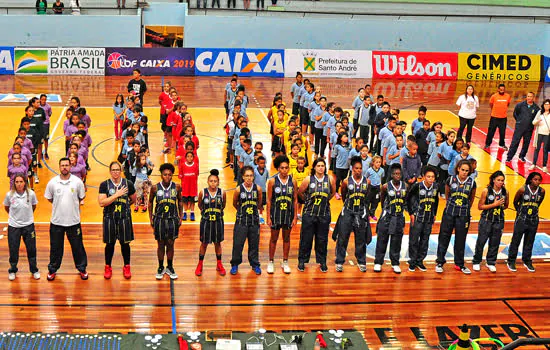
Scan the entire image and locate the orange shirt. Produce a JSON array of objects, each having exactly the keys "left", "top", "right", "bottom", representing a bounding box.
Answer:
[{"left": 489, "top": 92, "right": 511, "bottom": 118}]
